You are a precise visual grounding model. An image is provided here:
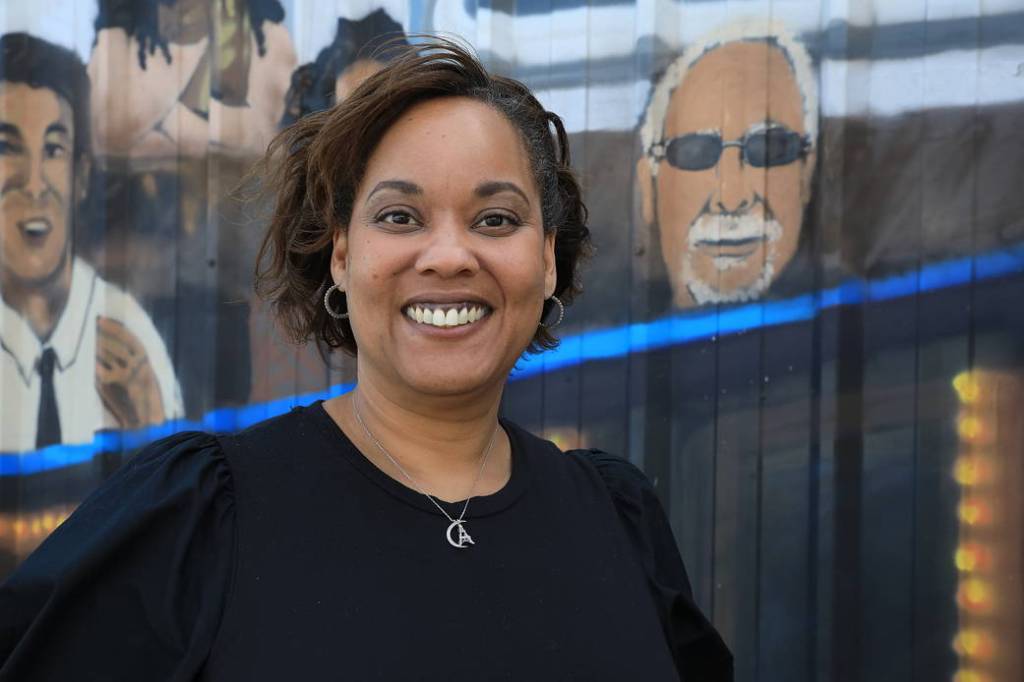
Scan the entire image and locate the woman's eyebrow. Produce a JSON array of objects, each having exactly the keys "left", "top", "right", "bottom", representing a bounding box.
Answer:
[
  {"left": 475, "top": 180, "right": 530, "bottom": 205},
  {"left": 366, "top": 179, "right": 422, "bottom": 201}
]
